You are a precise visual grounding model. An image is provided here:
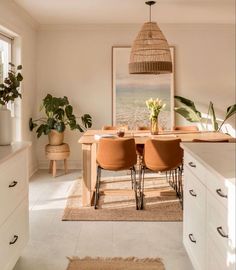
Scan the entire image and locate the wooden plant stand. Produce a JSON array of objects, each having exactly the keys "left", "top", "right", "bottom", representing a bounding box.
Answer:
[{"left": 45, "top": 143, "right": 70, "bottom": 177}]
